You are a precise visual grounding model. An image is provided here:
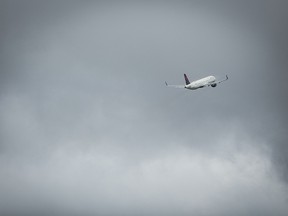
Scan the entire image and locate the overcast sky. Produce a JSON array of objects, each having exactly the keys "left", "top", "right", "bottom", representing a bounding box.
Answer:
[{"left": 1, "top": 1, "right": 288, "bottom": 215}]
